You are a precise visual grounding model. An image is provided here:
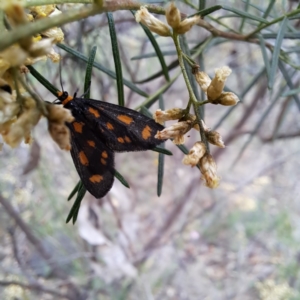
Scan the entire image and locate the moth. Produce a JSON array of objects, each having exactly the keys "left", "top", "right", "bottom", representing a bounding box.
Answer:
[{"left": 57, "top": 90, "right": 165, "bottom": 198}]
